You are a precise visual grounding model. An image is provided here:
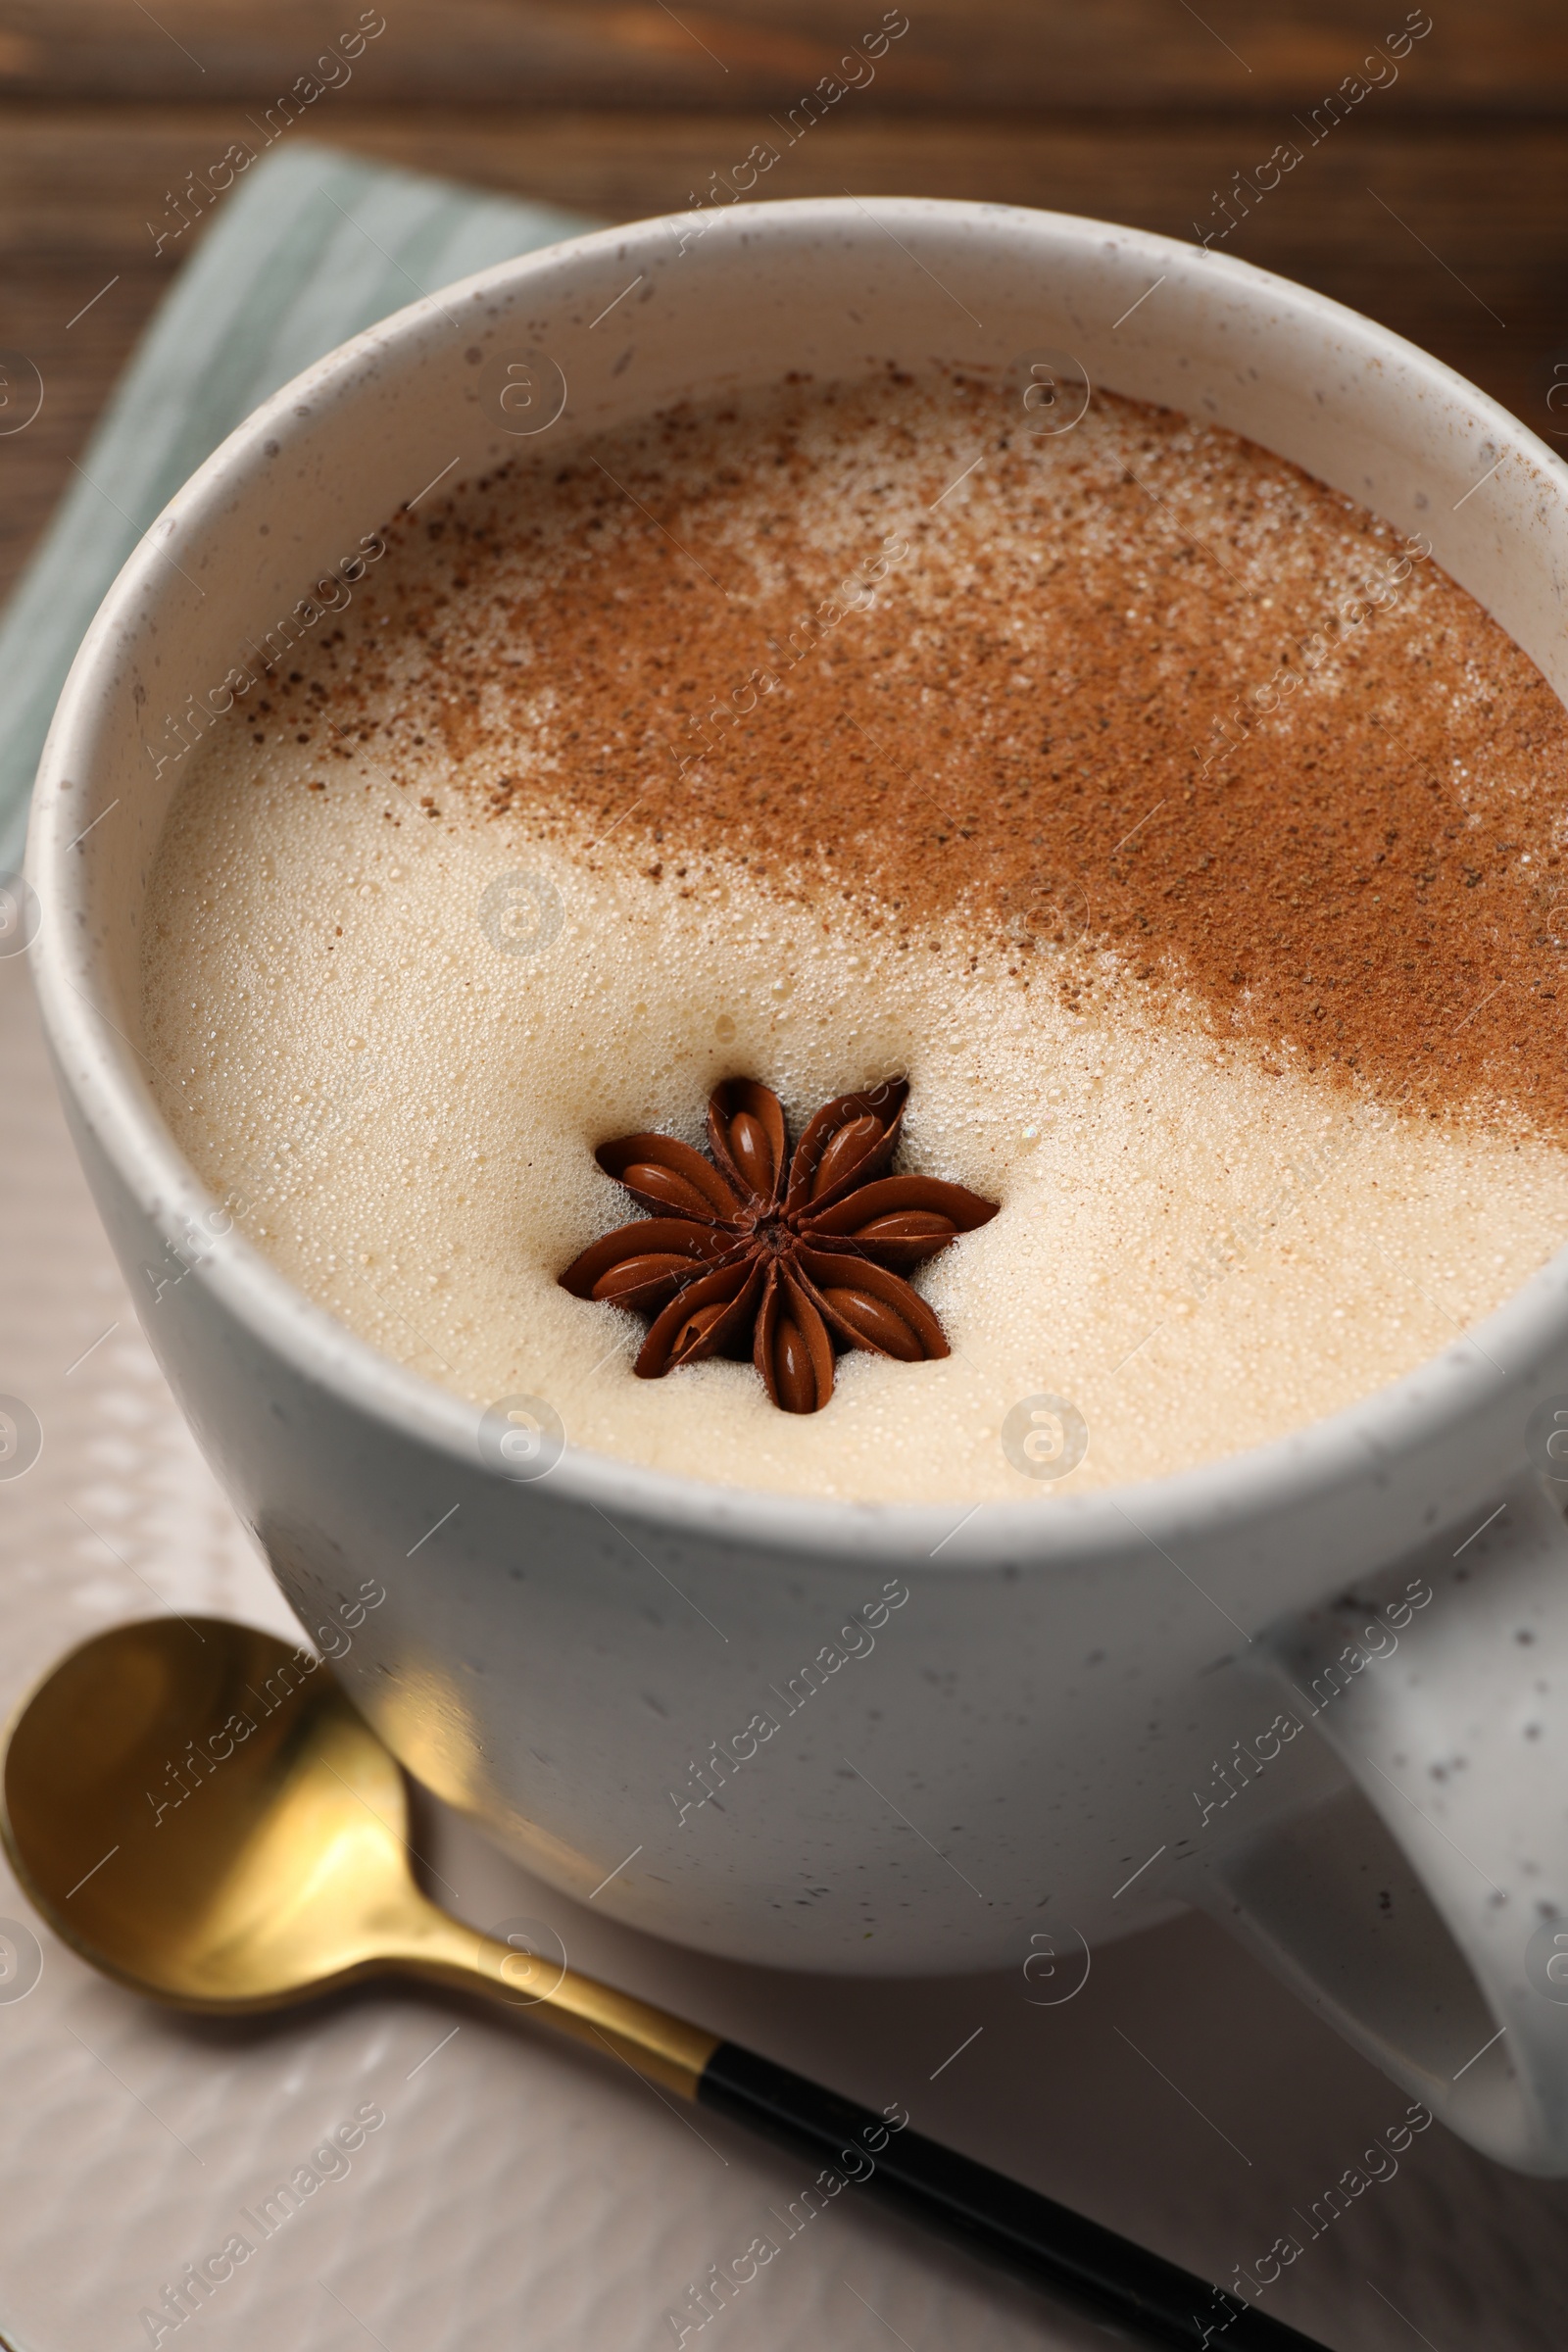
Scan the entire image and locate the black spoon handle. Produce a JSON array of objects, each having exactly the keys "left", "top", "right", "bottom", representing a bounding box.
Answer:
[{"left": 696, "top": 2041, "right": 1328, "bottom": 2351}]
